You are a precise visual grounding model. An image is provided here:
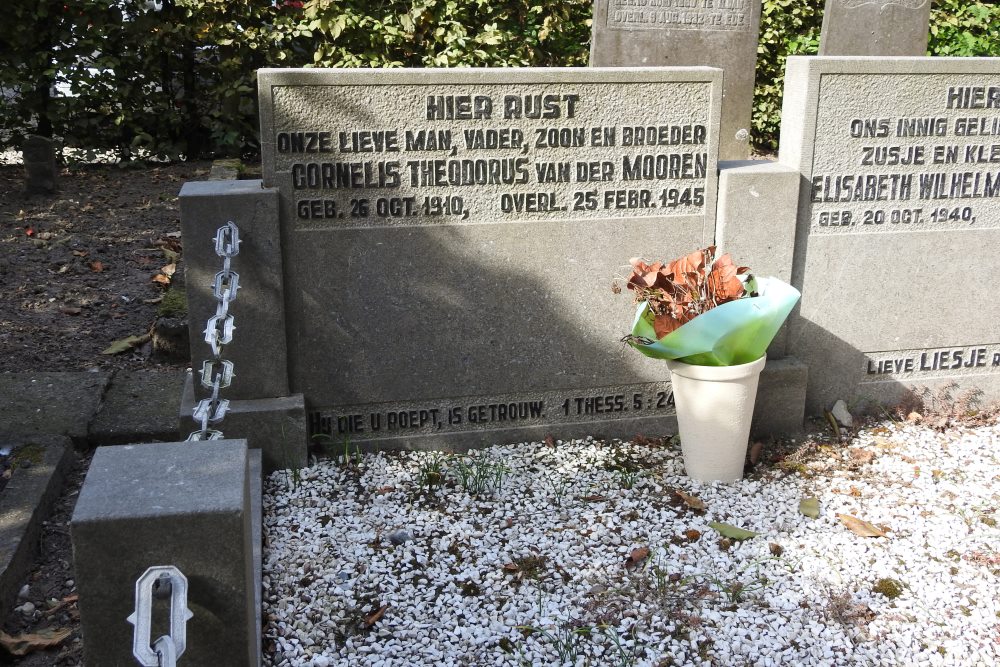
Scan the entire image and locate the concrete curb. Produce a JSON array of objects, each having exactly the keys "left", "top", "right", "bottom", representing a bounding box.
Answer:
[{"left": 0, "top": 436, "right": 74, "bottom": 614}]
